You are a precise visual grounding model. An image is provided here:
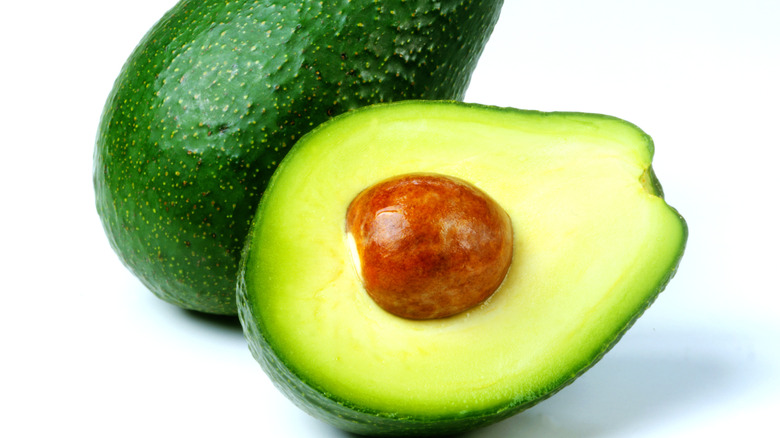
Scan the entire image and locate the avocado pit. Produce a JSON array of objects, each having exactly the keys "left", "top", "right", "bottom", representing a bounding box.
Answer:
[{"left": 345, "top": 173, "right": 514, "bottom": 320}]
